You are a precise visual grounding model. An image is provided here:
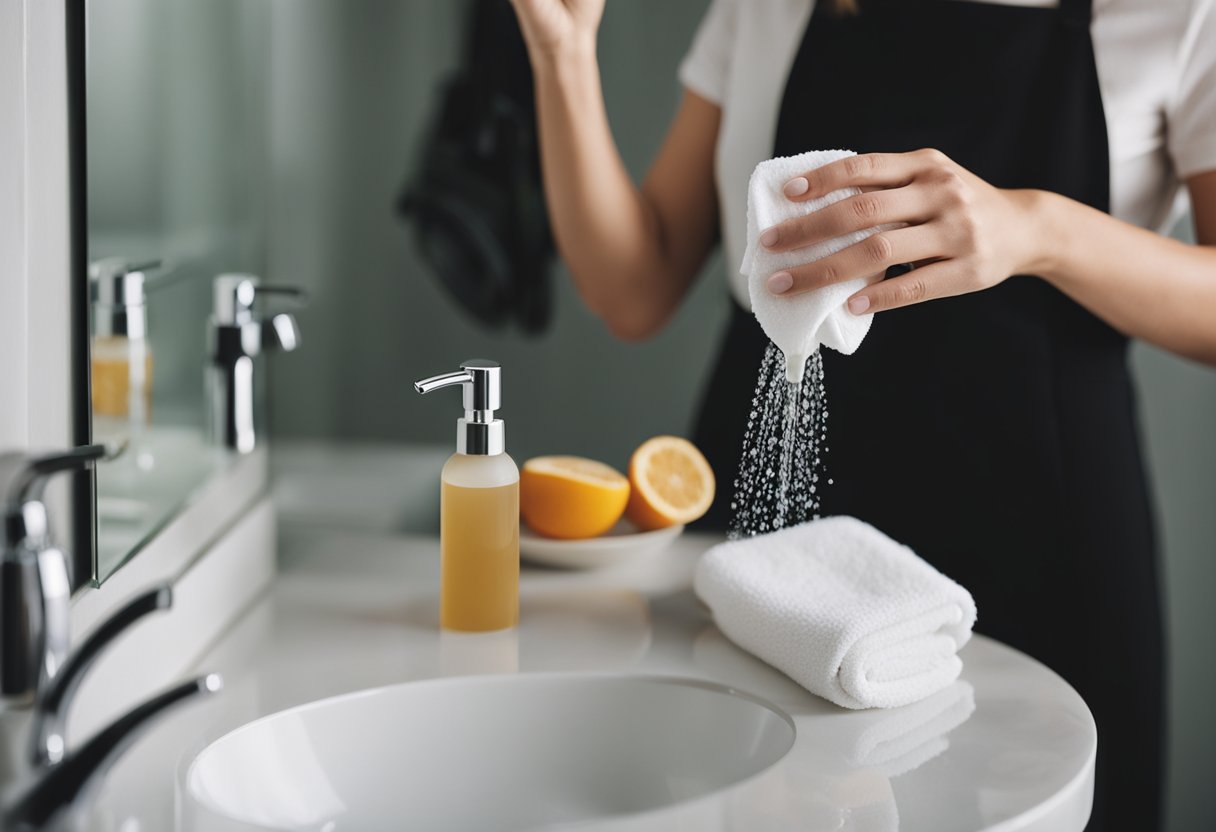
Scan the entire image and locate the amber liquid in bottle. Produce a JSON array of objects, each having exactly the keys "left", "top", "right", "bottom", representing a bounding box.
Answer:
[
  {"left": 439, "top": 455, "right": 519, "bottom": 632},
  {"left": 91, "top": 336, "right": 153, "bottom": 419}
]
